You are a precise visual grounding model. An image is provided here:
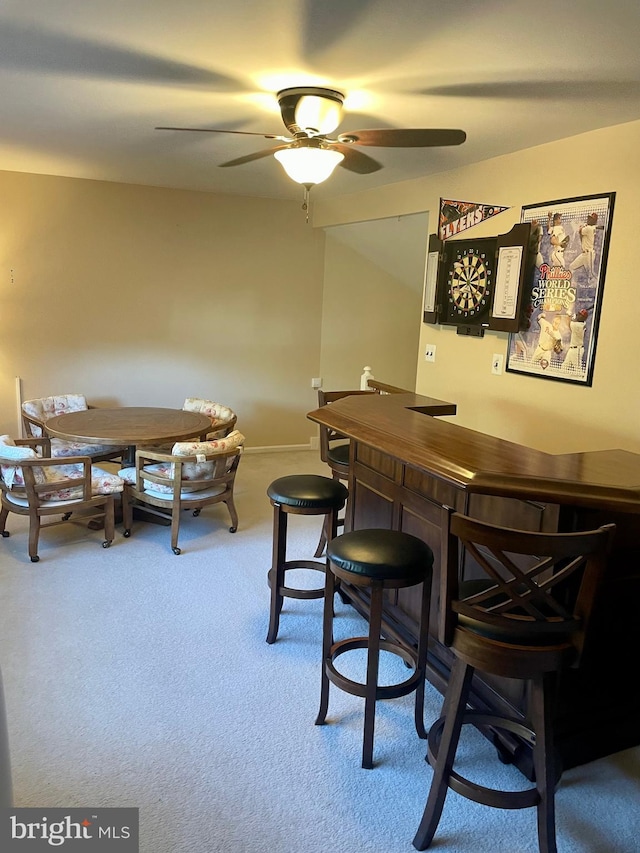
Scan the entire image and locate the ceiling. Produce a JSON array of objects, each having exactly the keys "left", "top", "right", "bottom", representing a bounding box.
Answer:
[{"left": 2, "top": 0, "right": 640, "bottom": 202}]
